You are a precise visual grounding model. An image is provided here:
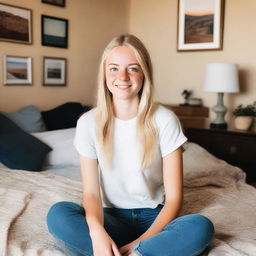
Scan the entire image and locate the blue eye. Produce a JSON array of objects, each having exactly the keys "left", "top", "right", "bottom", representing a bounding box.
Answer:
[
  {"left": 110, "top": 67, "right": 118, "bottom": 72},
  {"left": 129, "top": 67, "right": 140, "bottom": 72}
]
